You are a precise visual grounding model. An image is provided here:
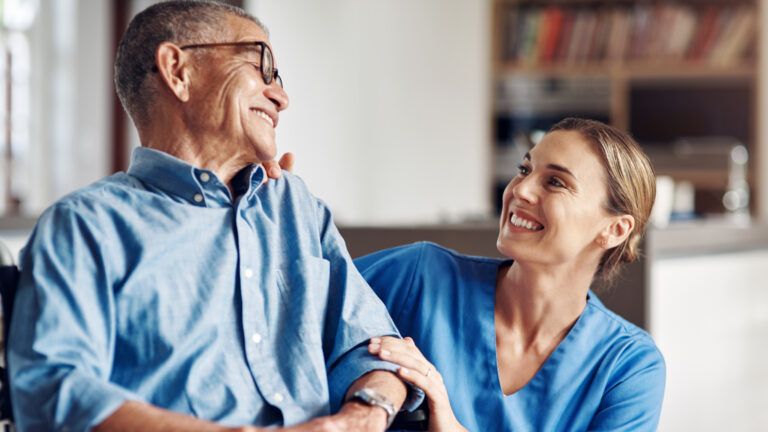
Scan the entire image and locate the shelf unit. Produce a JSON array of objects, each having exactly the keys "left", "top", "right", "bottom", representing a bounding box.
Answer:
[{"left": 491, "top": 0, "right": 764, "bottom": 217}]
